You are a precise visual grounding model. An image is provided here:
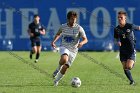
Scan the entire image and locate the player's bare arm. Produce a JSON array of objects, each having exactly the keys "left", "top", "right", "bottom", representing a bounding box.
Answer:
[
  {"left": 51, "top": 28, "right": 62, "bottom": 48},
  {"left": 39, "top": 29, "right": 46, "bottom": 35},
  {"left": 136, "top": 26, "right": 140, "bottom": 30},
  {"left": 138, "top": 26, "right": 140, "bottom": 30},
  {"left": 78, "top": 36, "right": 88, "bottom": 48},
  {"left": 133, "top": 25, "right": 140, "bottom": 31}
]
